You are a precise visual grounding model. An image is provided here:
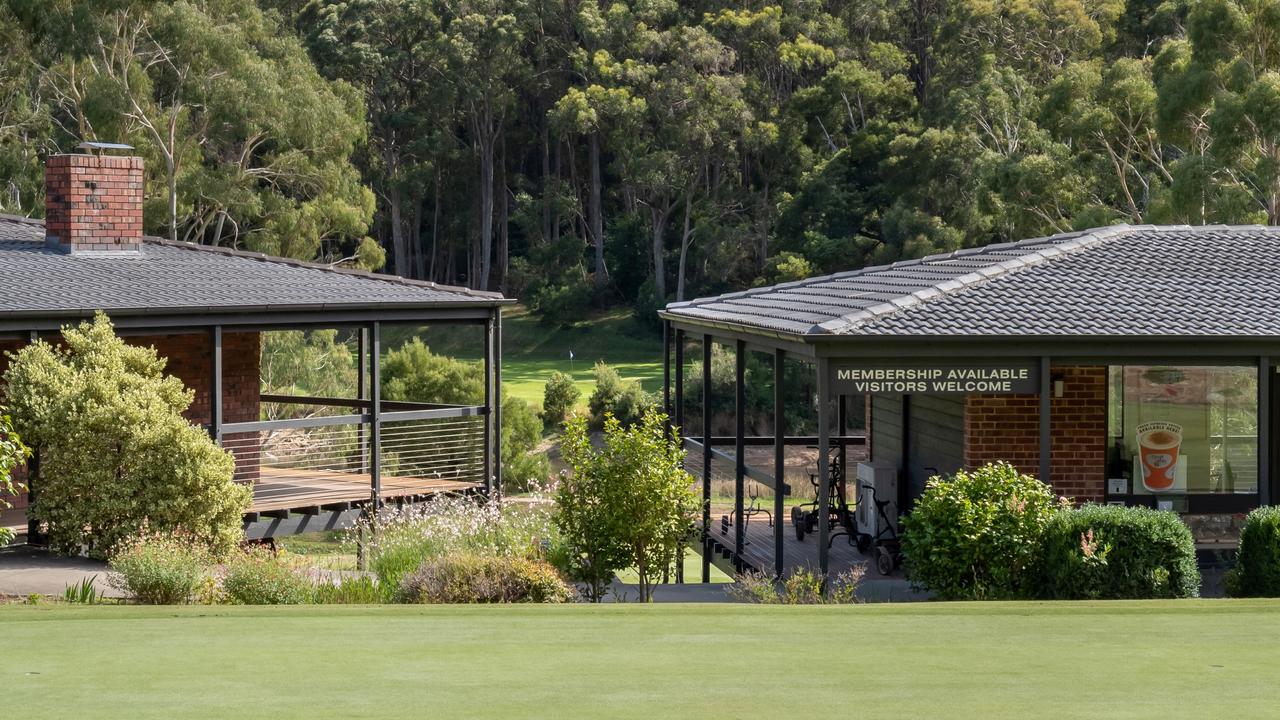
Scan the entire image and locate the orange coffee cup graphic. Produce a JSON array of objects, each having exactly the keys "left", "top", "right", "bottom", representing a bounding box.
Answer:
[{"left": 1137, "top": 421, "right": 1182, "bottom": 492}]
